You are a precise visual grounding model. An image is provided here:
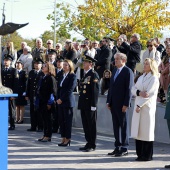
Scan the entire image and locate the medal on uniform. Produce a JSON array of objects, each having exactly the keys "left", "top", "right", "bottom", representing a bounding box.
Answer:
[
  {"left": 83, "top": 90, "right": 86, "bottom": 94},
  {"left": 84, "top": 85, "right": 86, "bottom": 89}
]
